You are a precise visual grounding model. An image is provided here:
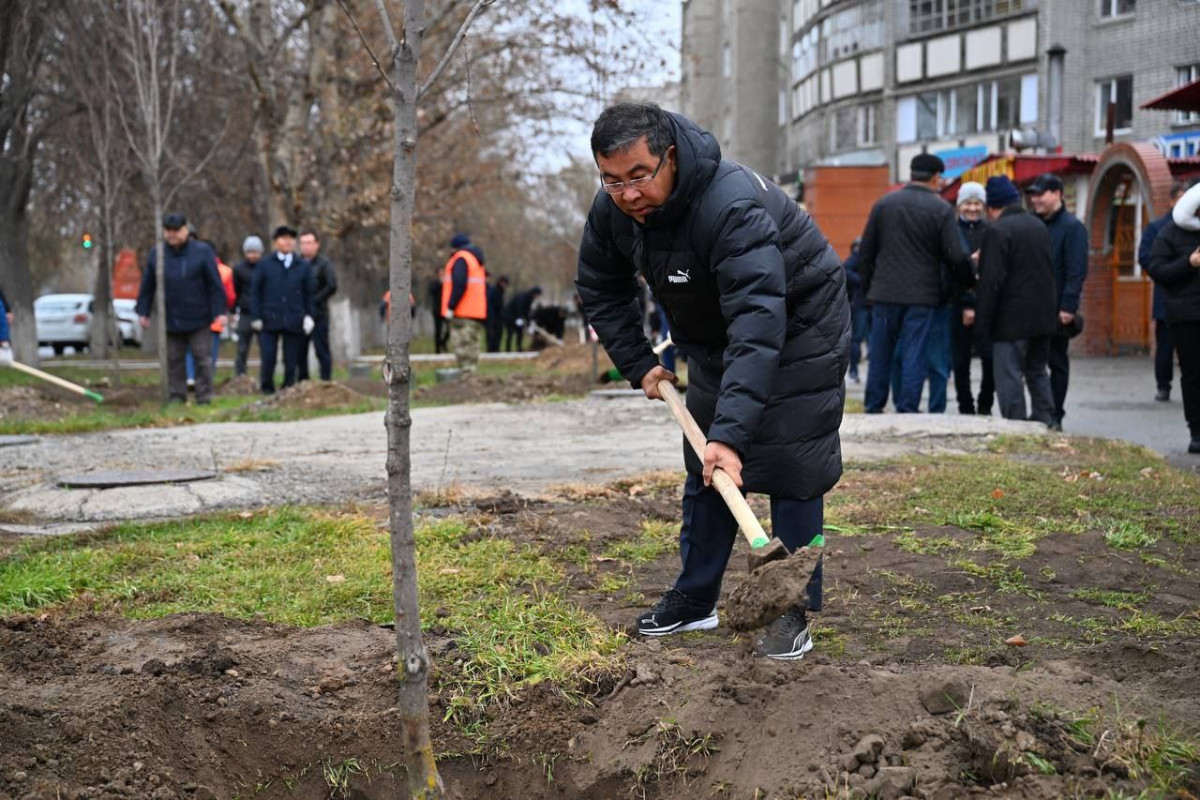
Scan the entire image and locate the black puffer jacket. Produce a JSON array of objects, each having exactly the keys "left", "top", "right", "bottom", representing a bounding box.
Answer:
[
  {"left": 974, "top": 206, "right": 1057, "bottom": 342},
  {"left": 858, "top": 184, "right": 969, "bottom": 306},
  {"left": 576, "top": 112, "right": 849, "bottom": 500},
  {"left": 1147, "top": 220, "right": 1200, "bottom": 323}
]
